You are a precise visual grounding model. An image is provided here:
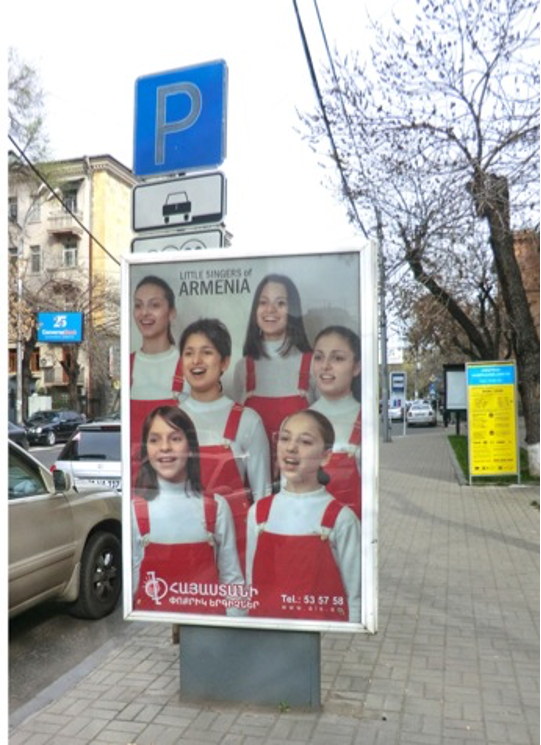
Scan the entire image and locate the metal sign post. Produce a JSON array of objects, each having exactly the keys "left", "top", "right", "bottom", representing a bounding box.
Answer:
[{"left": 127, "top": 61, "right": 378, "bottom": 710}]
